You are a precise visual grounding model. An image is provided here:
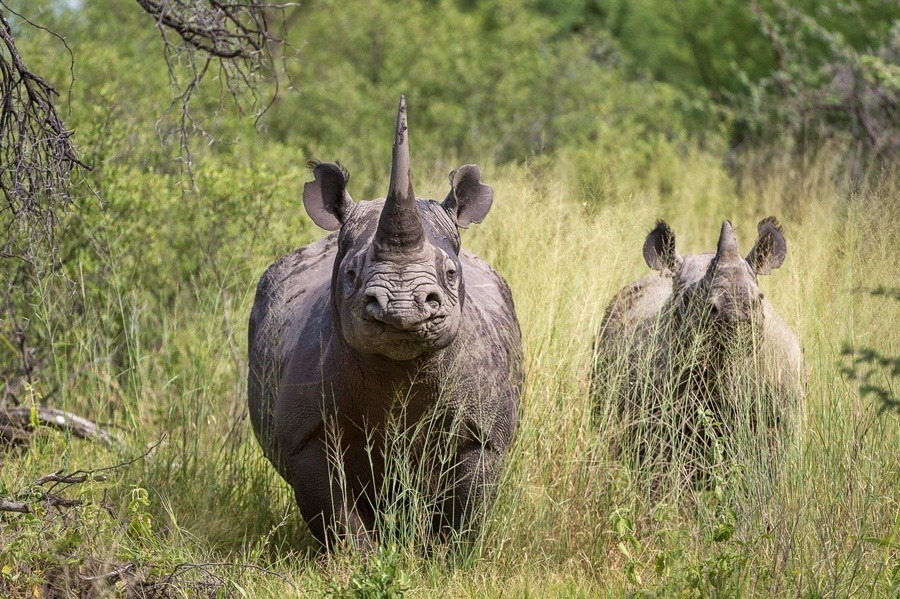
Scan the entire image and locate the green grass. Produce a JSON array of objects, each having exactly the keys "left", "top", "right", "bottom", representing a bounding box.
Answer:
[{"left": 1, "top": 146, "right": 898, "bottom": 597}]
